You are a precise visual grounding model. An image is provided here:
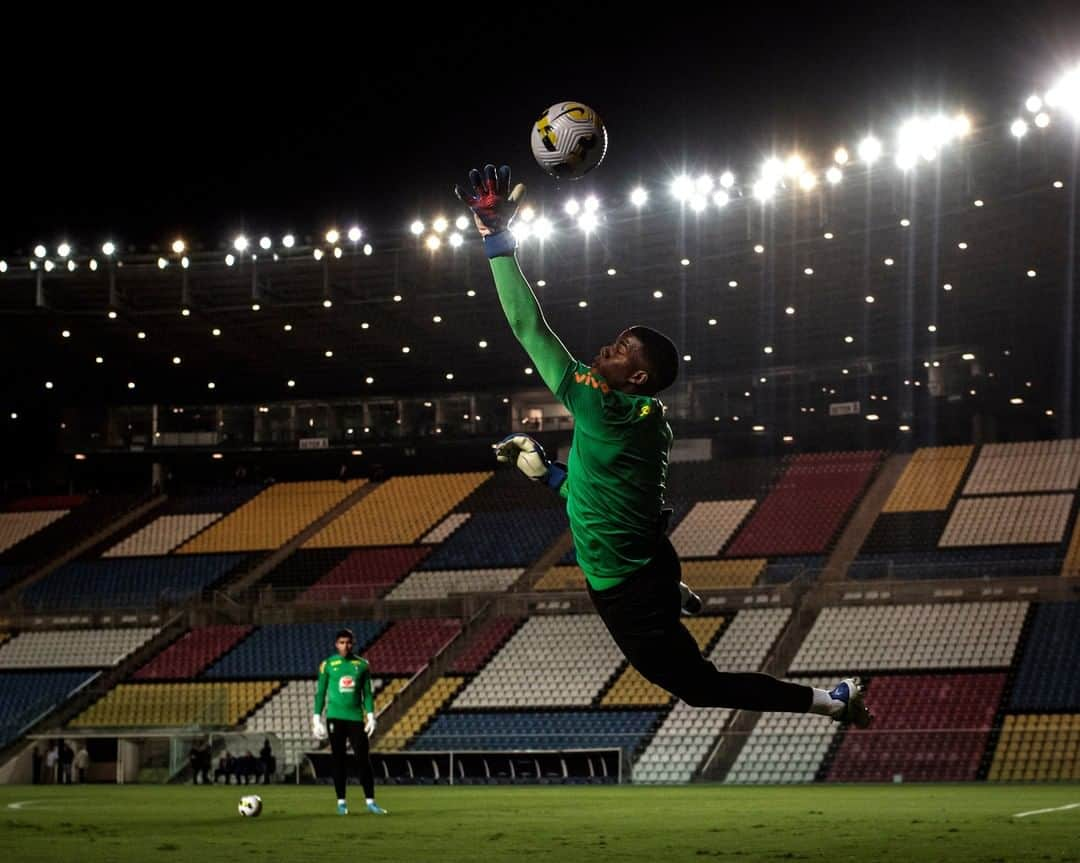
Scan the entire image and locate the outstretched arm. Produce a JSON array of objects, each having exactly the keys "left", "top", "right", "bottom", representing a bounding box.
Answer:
[{"left": 456, "top": 164, "right": 575, "bottom": 396}]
